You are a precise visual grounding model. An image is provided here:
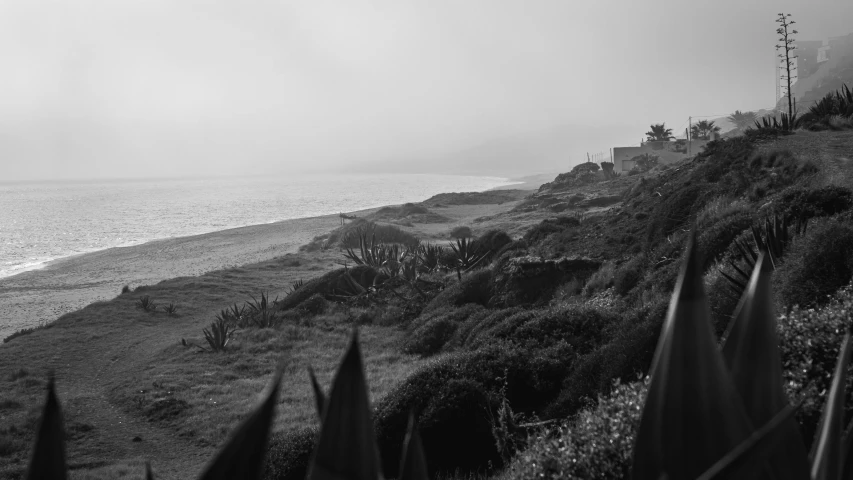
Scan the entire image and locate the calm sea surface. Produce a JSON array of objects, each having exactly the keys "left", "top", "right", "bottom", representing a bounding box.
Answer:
[{"left": 0, "top": 174, "right": 514, "bottom": 279}]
